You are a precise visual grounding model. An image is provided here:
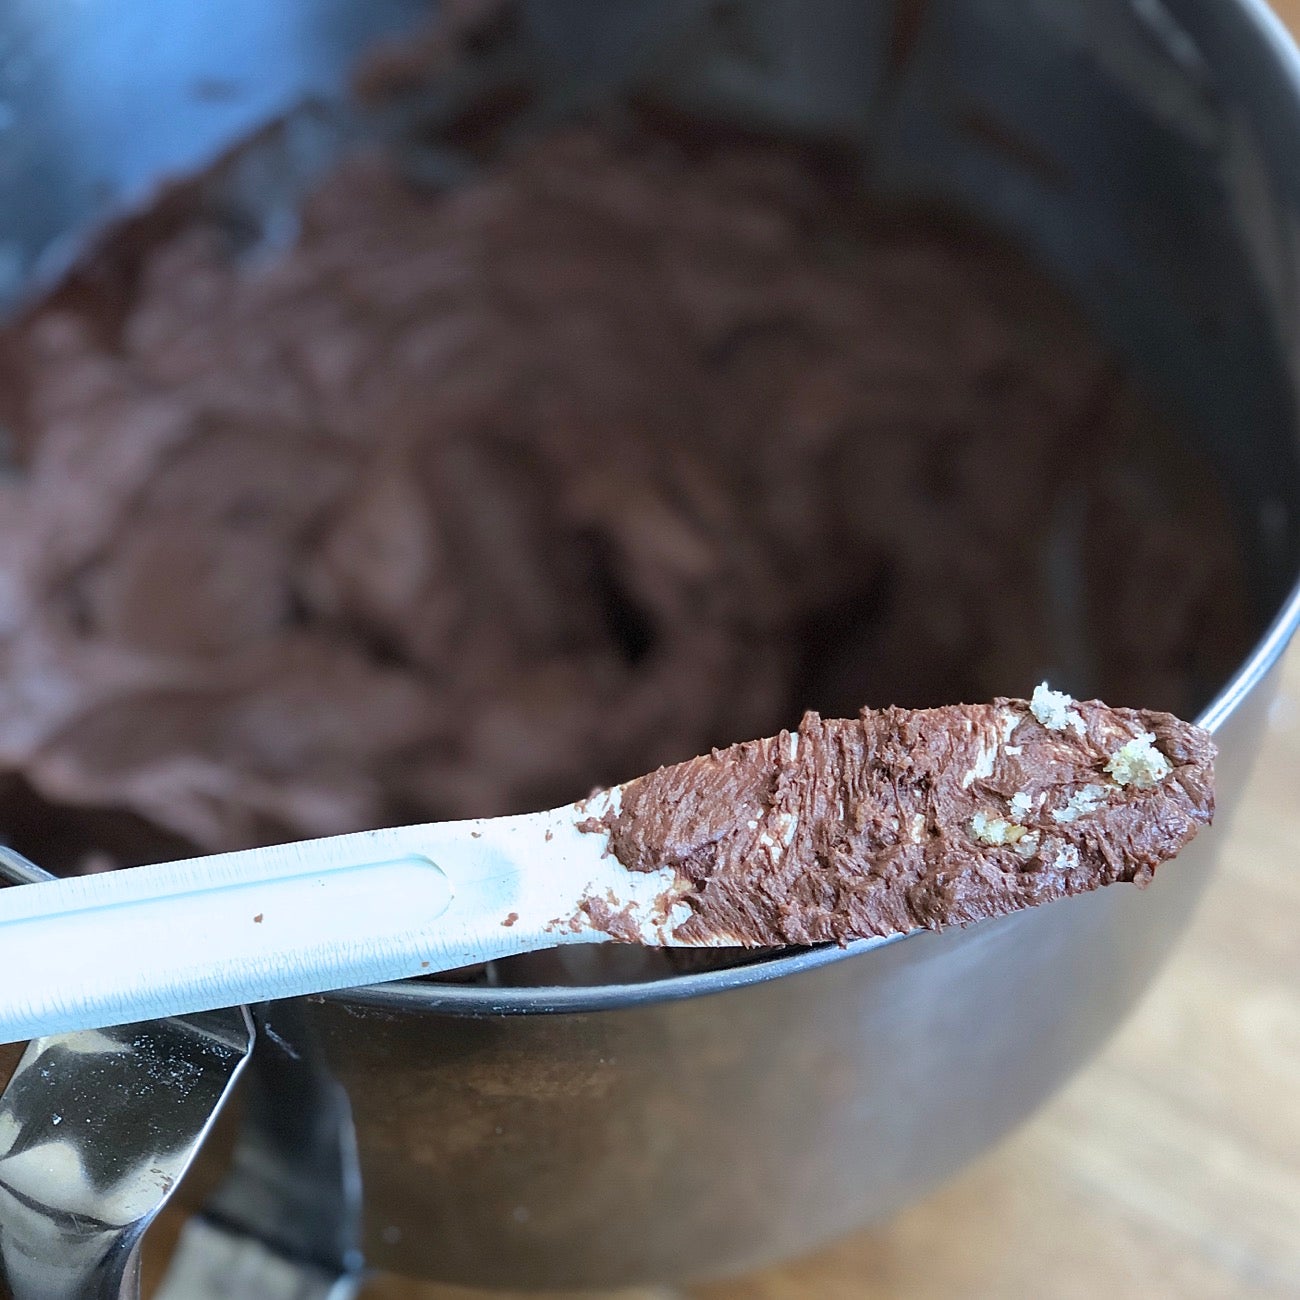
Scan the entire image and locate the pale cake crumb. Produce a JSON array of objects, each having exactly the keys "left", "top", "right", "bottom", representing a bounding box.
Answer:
[
  {"left": 1050, "top": 783, "right": 1108, "bottom": 823},
  {"left": 1053, "top": 843, "right": 1080, "bottom": 872},
  {"left": 1030, "top": 681, "right": 1086, "bottom": 735},
  {"left": 970, "top": 810, "right": 1028, "bottom": 846},
  {"left": 1008, "top": 791, "right": 1033, "bottom": 821},
  {"left": 1030, "top": 681, "right": 1070, "bottom": 729},
  {"left": 1014, "top": 831, "right": 1040, "bottom": 859},
  {"left": 1105, "top": 732, "right": 1172, "bottom": 788}
]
